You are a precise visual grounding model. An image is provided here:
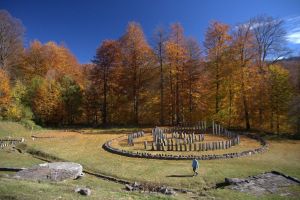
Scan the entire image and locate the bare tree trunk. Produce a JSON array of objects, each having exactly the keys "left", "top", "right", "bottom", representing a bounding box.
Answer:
[
  {"left": 153, "top": 27, "right": 166, "bottom": 125},
  {"left": 175, "top": 64, "right": 180, "bottom": 125},
  {"left": 276, "top": 112, "right": 280, "bottom": 133},
  {"left": 228, "top": 82, "right": 233, "bottom": 128},
  {"left": 258, "top": 68, "right": 264, "bottom": 128},
  {"left": 270, "top": 111, "right": 274, "bottom": 131},
  {"left": 136, "top": 68, "right": 142, "bottom": 125},
  {"left": 215, "top": 63, "right": 220, "bottom": 114},
  {"left": 240, "top": 68, "right": 251, "bottom": 130},
  {"left": 133, "top": 61, "right": 138, "bottom": 125},
  {"left": 189, "top": 76, "right": 192, "bottom": 123},
  {"left": 102, "top": 67, "right": 107, "bottom": 126},
  {"left": 297, "top": 115, "right": 300, "bottom": 135},
  {"left": 297, "top": 69, "right": 300, "bottom": 135},
  {"left": 169, "top": 65, "right": 174, "bottom": 125},
  {"left": 159, "top": 45, "right": 164, "bottom": 125},
  {"left": 243, "top": 95, "right": 250, "bottom": 130}
]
